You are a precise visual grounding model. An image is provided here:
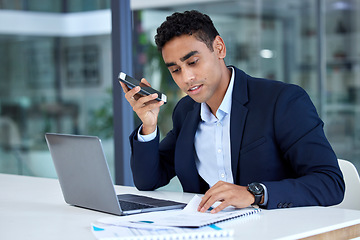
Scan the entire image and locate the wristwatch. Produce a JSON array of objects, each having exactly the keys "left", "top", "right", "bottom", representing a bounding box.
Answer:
[{"left": 247, "top": 182, "right": 264, "bottom": 205}]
